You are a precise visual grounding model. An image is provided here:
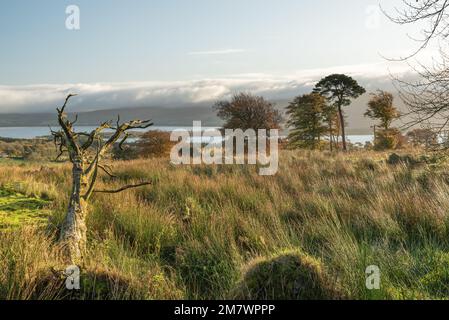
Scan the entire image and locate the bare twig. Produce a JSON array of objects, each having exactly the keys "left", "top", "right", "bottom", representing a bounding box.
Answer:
[{"left": 93, "top": 182, "right": 152, "bottom": 194}]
